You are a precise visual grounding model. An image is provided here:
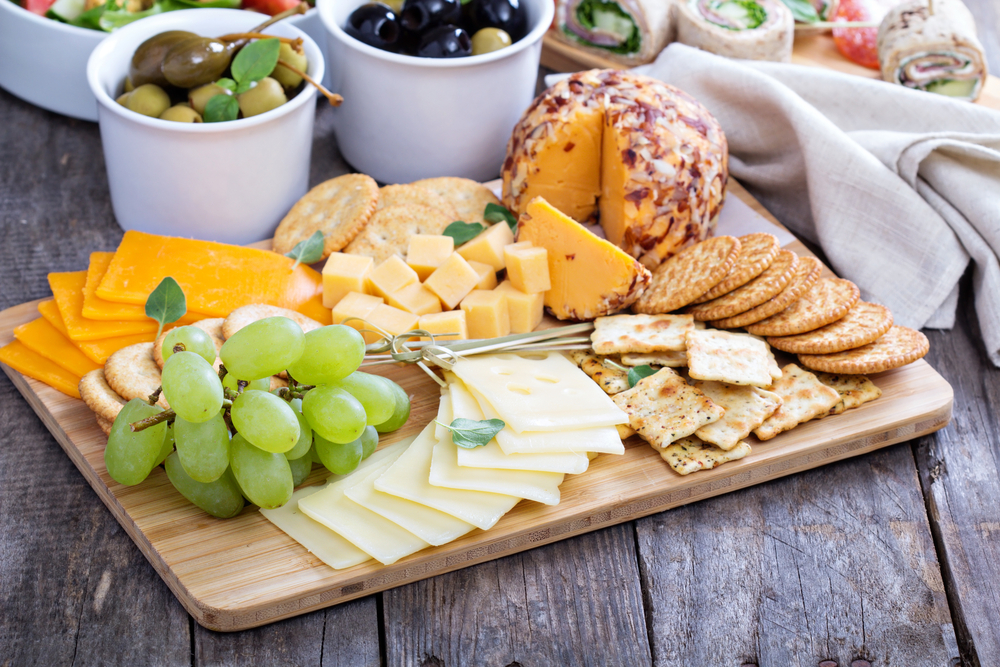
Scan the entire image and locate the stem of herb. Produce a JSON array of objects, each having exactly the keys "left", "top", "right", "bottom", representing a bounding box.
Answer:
[{"left": 277, "top": 59, "right": 343, "bottom": 106}]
